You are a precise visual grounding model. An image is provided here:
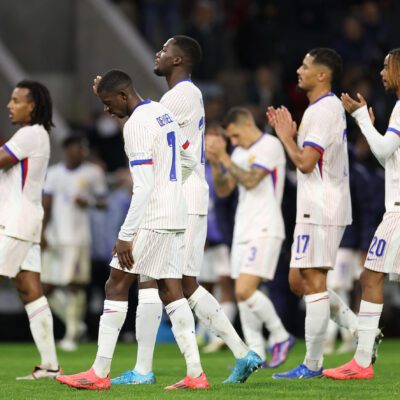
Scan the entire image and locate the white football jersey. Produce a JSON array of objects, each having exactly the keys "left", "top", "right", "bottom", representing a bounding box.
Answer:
[
  {"left": 43, "top": 162, "right": 107, "bottom": 246},
  {"left": 123, "top": 99, "right": 188, "bottom": 230},
  {"left": 231, "top": 134, "right": 286, "bottom": 243},
  {"left": 297, "top": 93, "right": 352, "bottom": 226},
  {"left": 0, "top": 125, "right": 50, "bottom": 242},
  {"left": 160, "top": 79, "right": 209, "bottom": 215},
  {"left": 384, "top": 100, "right": 400, "bottom": 213}
]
